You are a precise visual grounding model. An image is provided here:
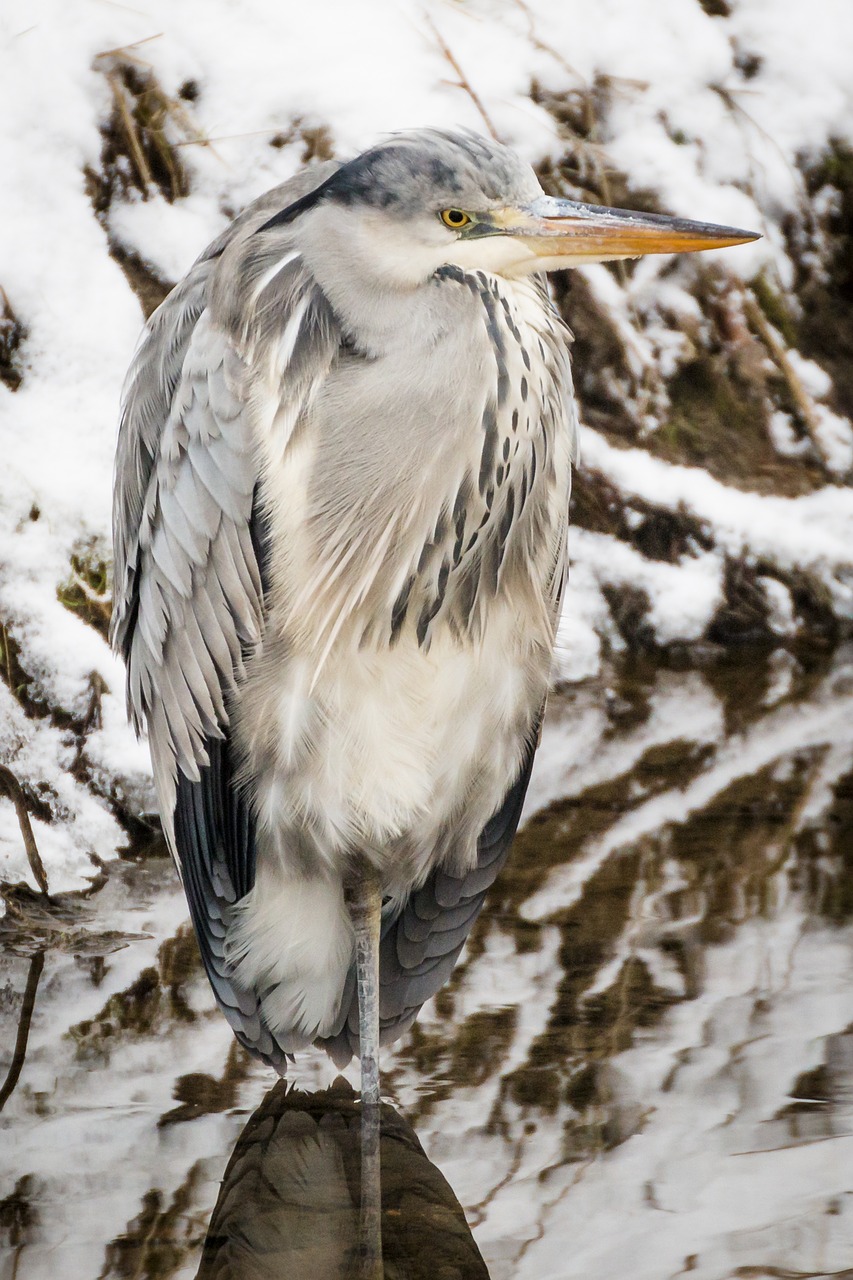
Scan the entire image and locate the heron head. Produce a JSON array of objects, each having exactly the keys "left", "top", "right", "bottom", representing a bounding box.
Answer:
[{"left": 276, "top": 130, "right": 758, "bottom": 292}]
